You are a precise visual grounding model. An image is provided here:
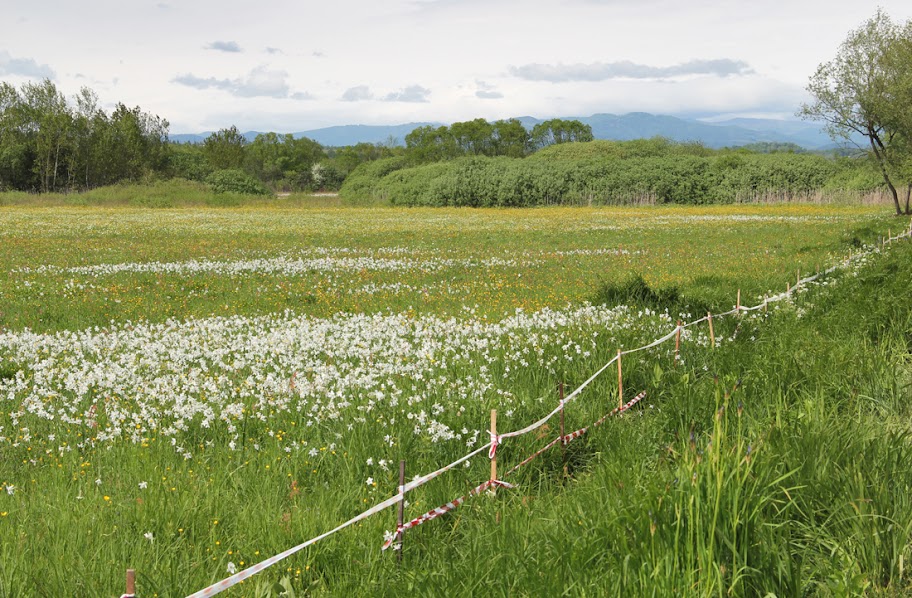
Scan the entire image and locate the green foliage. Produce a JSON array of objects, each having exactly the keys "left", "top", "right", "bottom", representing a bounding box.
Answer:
[
  {"left": 205, "top": 169, "right": 271, "bottom": 196},
  {"left": 338, "top": 156, "right": 408, "bottom": 204},
  {"left": 800, "top": 9, "right": 912, "bottom": 214},
  {"left": 343, "top": 143, "right": 877, "bottom": 206},
  {"left": 0, "top": 80, "right": 170, "bottom": 193}
]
